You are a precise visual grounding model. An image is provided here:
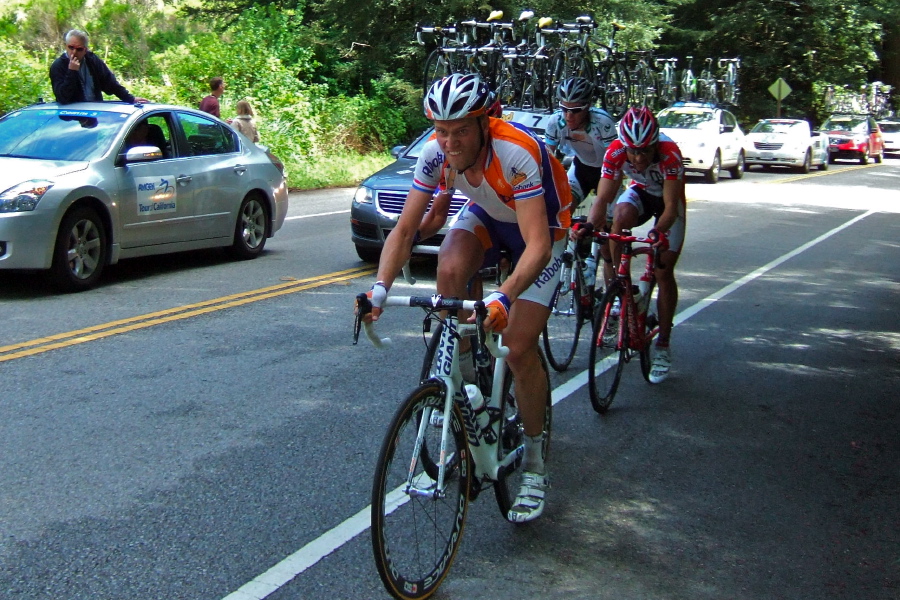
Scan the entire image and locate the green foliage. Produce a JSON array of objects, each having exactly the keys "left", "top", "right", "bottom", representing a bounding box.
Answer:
[{"left": 0, "top": 38, "right": 51, "bottom": 114}]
